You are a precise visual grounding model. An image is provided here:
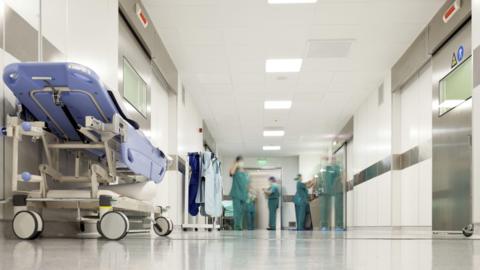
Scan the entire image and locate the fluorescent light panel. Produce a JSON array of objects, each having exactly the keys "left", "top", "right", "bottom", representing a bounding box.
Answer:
[
  {"left": 263, "top": 130, "right": 285, "bottom": 137},
  {"left": 268, "top": 0, "right": 317, "bottom": 4},
  {"left": 265, "top": 58, "right": 303, "bottom": 73},
  {"left": 264, "top": 100, "right": 292, "bottom": 110},
  {"left": 263, "top": 145, "right": 281, "bottom": 151}
]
